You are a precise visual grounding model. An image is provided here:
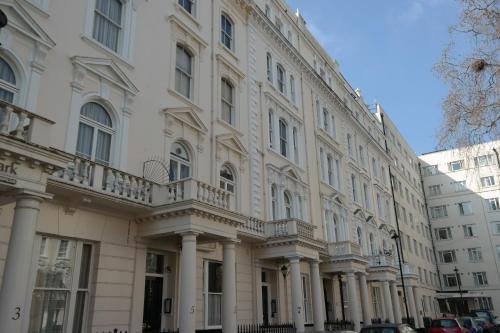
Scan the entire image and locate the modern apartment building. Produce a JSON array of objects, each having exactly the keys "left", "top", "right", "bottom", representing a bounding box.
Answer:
[
  {"left": 0, "top": 1, "right": 440, "bottom": 333},
  {"left": 419, "top": 141, "right": 500, "bottom": 314}
]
